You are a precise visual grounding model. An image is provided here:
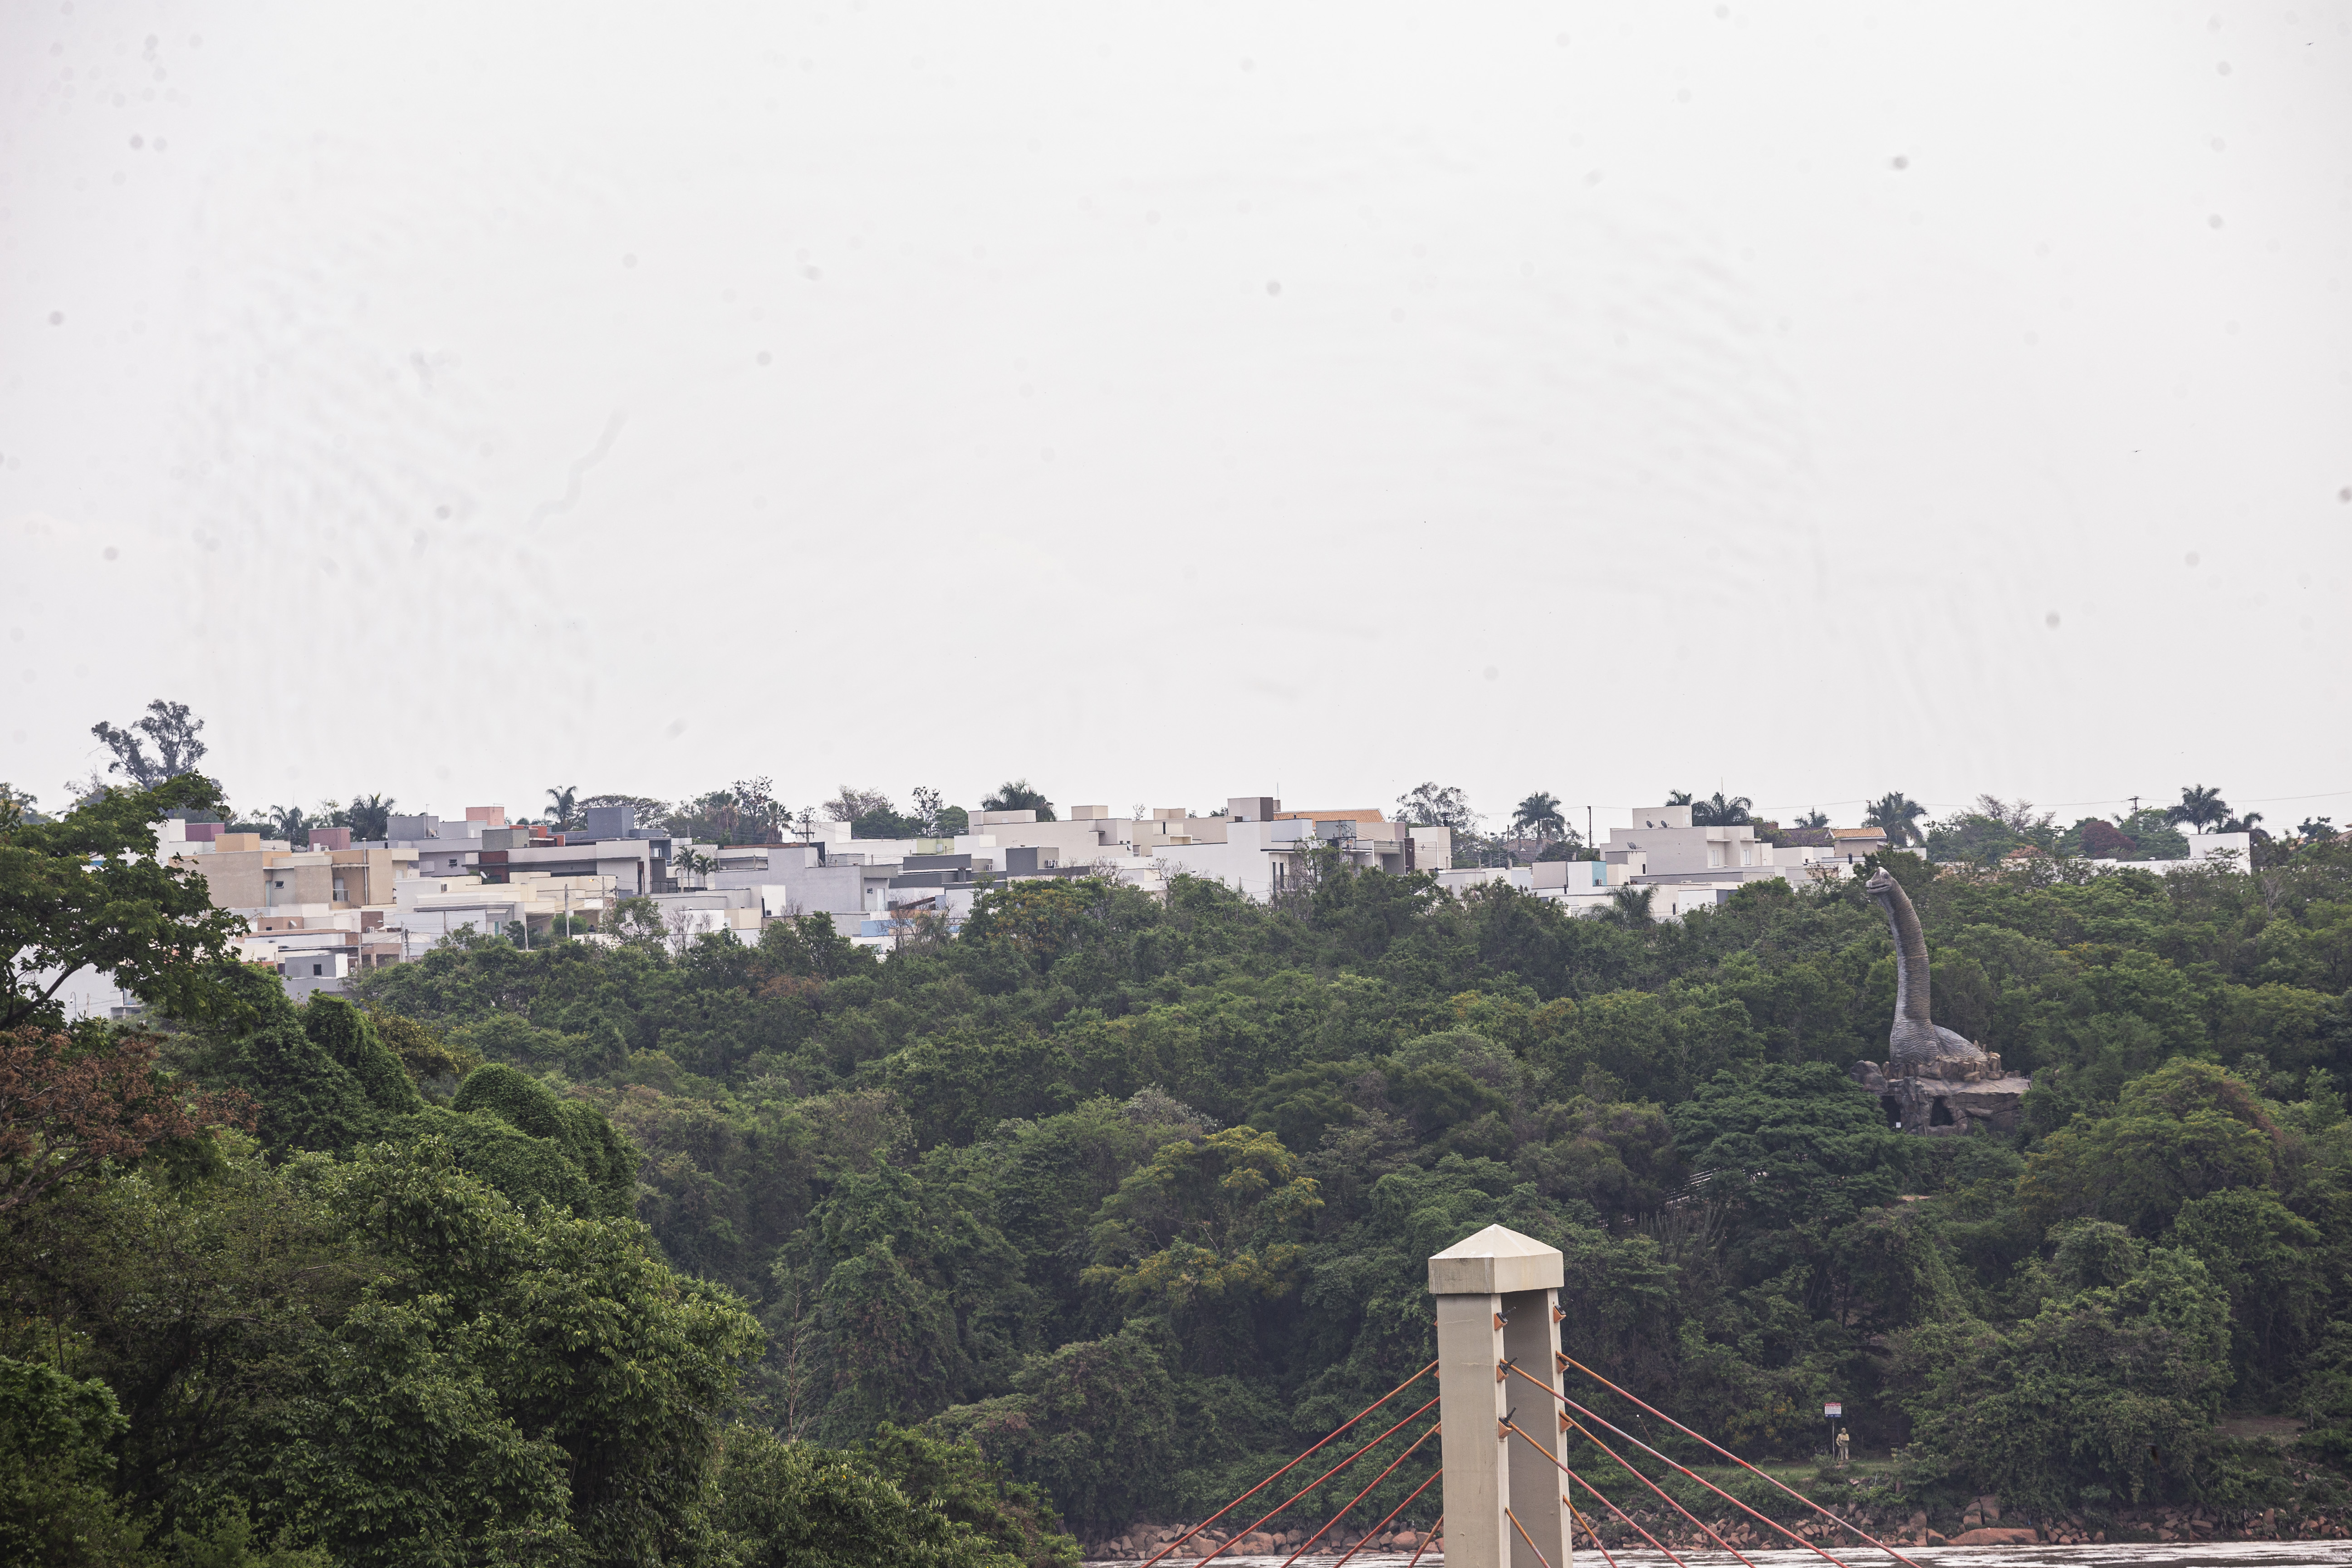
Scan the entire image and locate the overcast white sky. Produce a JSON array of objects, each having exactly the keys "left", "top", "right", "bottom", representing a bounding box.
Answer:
[{"left": 4, "top": 1, "right": 2348, "bottom": 837}]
